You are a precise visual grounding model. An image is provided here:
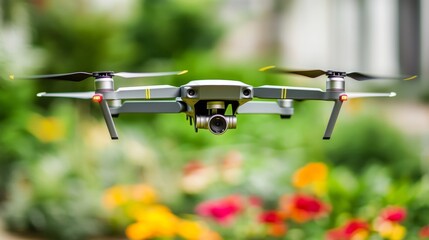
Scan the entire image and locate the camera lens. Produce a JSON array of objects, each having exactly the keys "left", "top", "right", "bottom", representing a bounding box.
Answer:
[{"left": 208, "top": 115, "right": 228, "bottom": 134}]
